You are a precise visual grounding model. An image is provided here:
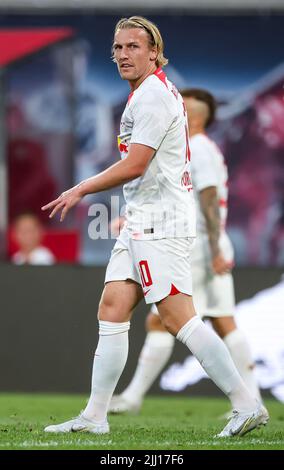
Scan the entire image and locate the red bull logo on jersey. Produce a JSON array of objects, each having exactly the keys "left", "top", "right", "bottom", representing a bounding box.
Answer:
[
  {"left": 117, "top": 135, "right": 129, "bottom": 156},
  {"left": 119, "top": 141, "right": 128, "bottom": 153}
]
